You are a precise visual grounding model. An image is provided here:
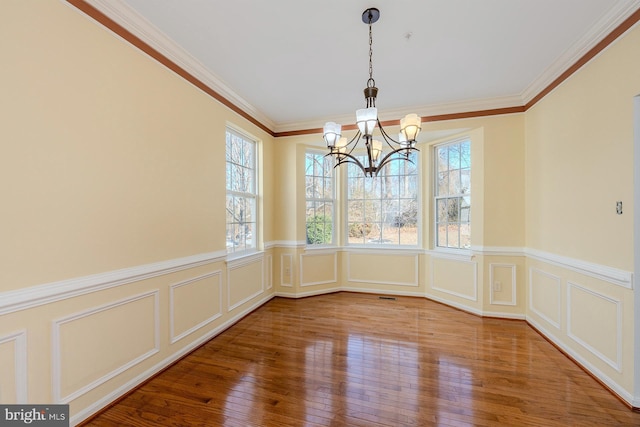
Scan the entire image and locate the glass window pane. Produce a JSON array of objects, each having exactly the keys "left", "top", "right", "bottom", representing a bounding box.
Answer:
[
  {"left": 437, "top": 147, "right": 448, "bottom": 172},
  {"left": 365, "top": 200, "right": 382, "bottom": 224},
  {"left": 449, "top": 169, "right": 461, "bottom": 195},
  {"left": 448, "top": 144, "right": 461, "bottom": 170},
  {"left": 323, "top": 177, "right": 332, "bottom": 199},
  {"left": 434, "top": 139, "right": 470, "bottom": 249},
  {"left": 460, "top": 142, "right": 471, "bottom": 169},
  {"left": 447, "top": 198, "right": 459, "bottom": 222},
  {"left": 305, "top": 150, "right": 334, "bottom": 245},
  {"left": 345, "top": 148, "right": 418, "bottom": 247},
  {"left": 448, "top": 225, "right": 460, "bottom": 248},
  {"left": 437, "top": 172, "right": 448, "bottom": 196},
  {"left": 381, "top": 222, "right": 399, "bottom": 245},
  {"left": 461, "top": 169, "right": 471, "bottom": 194},
  {"left": 437, "top": 224, "right": 447, "bottom": 247},
  {"left": 460, "top": 223, "right": 471, "bottom": 249},
  {"left": 225, "top": 129, "right": 258, "bottom": 252},
  {"left": 436, "top": 199, "right": 447, "bottom": 222},
  {"left": 460, "top": 196, "right": 471, "bottom": 222}
]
